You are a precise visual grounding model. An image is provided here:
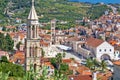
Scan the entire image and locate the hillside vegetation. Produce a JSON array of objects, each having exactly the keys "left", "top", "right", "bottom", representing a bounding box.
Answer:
[{"left": 0, "top": 0, "right": 111, "bottom": 27}]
